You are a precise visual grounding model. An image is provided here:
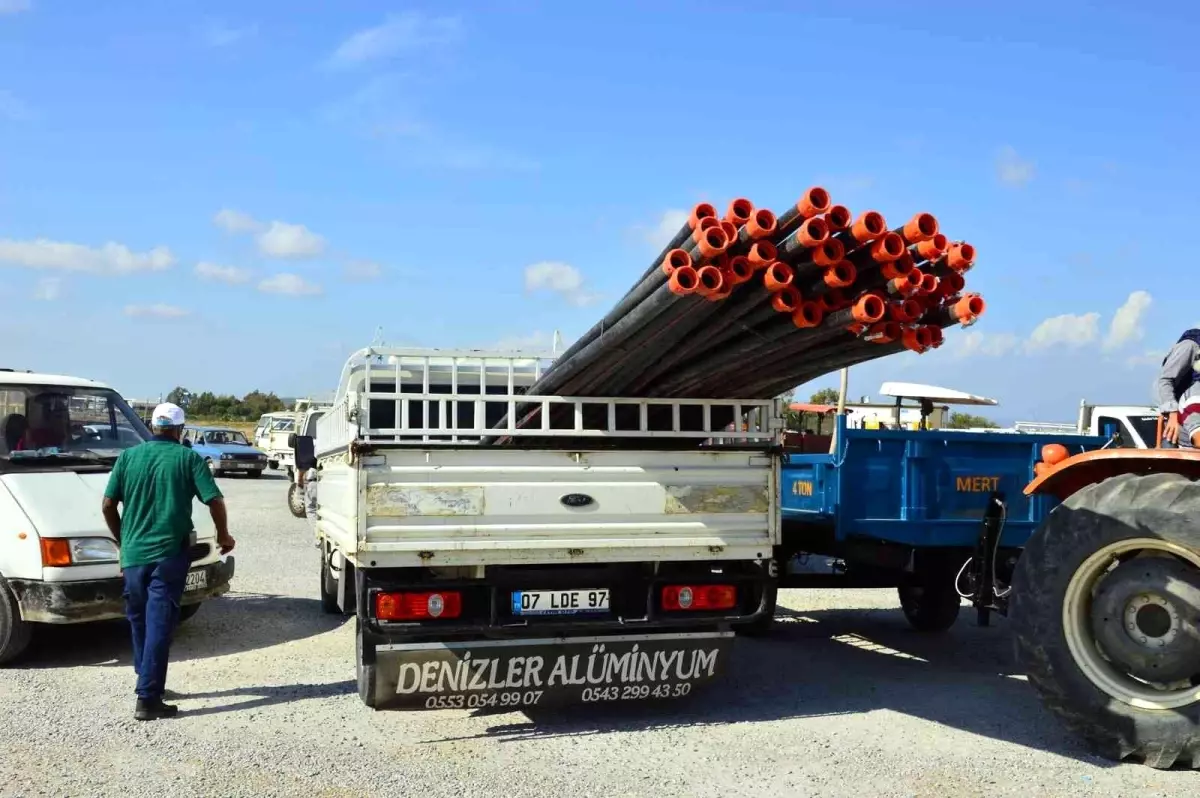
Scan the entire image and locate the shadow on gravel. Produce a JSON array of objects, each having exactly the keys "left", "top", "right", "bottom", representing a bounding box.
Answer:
[
  {"left": 175, "top": 680, "right": 357, "bottom": 718},
  {"left": 422, "top": 604, "right": 1109, "bottom": 767},
  {"left": 21, "top": 593, "right": 349, "bottom": 669}
]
